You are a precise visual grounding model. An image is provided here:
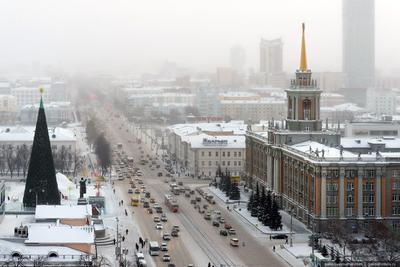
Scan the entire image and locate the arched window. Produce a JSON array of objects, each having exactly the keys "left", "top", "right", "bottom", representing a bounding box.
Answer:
[
  {"left": 303, "top": 99, "right": 311, "bottom": 120},
  {"left": 48, "top": 252, "right": 59, "bottom": 258},
  {"left": 11, "top": 252, "right": 22, "bottom": 258}
]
